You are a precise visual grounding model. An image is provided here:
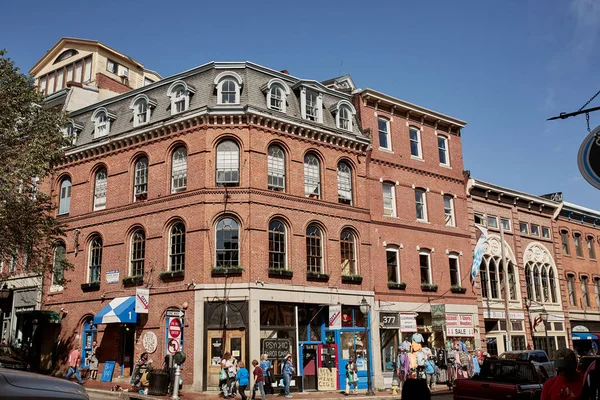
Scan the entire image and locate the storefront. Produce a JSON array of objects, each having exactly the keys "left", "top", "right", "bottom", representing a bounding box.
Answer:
[
  {"left": 529, "top": 311, "right": 568, "bottom": 358},
  {"left": 445, "top": 314, "right": 476, "bottom": 350},
  {"left": 571, "top": 323, "right": 600, "bottom": 355},
  {"left": 483, "top": 310, "right": 527, "bottom": 356}
]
